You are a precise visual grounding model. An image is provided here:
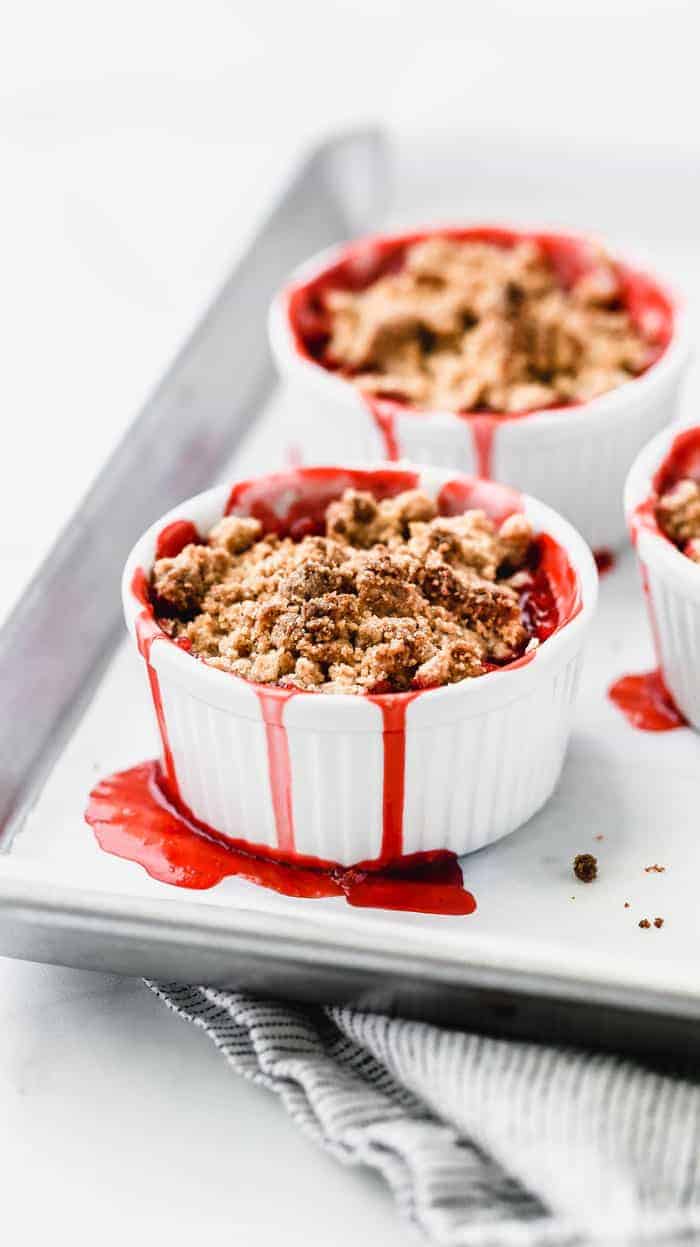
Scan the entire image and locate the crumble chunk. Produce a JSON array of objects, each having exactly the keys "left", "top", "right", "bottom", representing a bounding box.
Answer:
[
  {"left": 573, "top": 853, "right": 598, "bottom": 883},
  {"left": 150, "top": 488, "right": 538, "bottom": 693},
  {"left": 209, "top": 515, "right": 262, "bottom": 554},
  {"left": 150, "top": 544, "right": 231, "bottom": 617},
  {"left": 656, "top": 478, "right": 700, "bottom": 559},
  {"left": 322, "top": 238, "right": 654, "bottom": 413}
]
